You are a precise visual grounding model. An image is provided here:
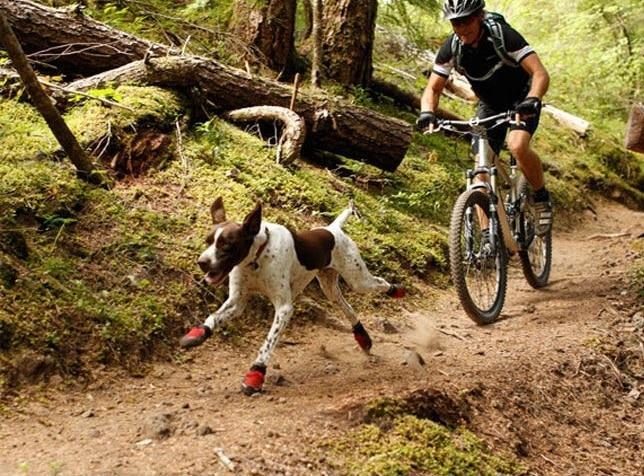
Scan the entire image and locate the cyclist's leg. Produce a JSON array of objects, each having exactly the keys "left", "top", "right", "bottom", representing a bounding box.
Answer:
[{"left": 507, "top": 109, "right": 552, "bottom": 235}]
